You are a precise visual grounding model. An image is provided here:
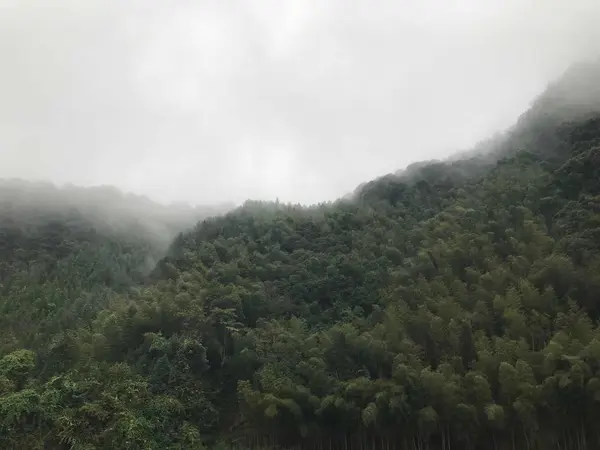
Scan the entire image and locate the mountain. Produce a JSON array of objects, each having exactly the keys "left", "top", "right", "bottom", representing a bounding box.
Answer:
[
  {"left": 0, "top": 179, "right": 233, "bottom": 244},
  {"left": 0, "top": 181, "right": 232, "bottom": 356},
  {"left": 1, "top": 60, "right": 600, "bottom": 449}
]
